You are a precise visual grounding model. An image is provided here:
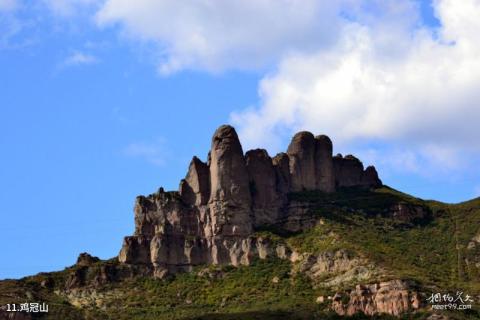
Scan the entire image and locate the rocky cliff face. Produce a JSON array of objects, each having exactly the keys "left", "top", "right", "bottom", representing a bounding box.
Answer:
[
  {"left": 331, "top": 280, "right": 422, "bottom": 316},
  {"left": 118, "top": 125, "right": 382, "bottom": 277}
]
